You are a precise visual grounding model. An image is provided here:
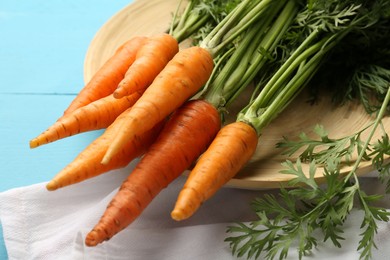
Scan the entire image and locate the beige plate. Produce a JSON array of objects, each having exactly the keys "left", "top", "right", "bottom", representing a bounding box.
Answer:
[{"left": 84, "top": 0, "right": 389, "bottom": 189}]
